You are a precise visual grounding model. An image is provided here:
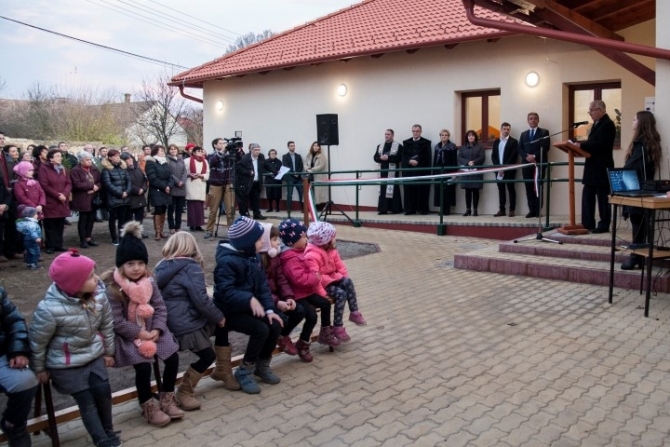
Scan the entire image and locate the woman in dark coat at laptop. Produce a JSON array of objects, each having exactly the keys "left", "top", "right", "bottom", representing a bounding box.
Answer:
[{"left": 620, "top": 111, "right": 662, "bottom": 270}]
